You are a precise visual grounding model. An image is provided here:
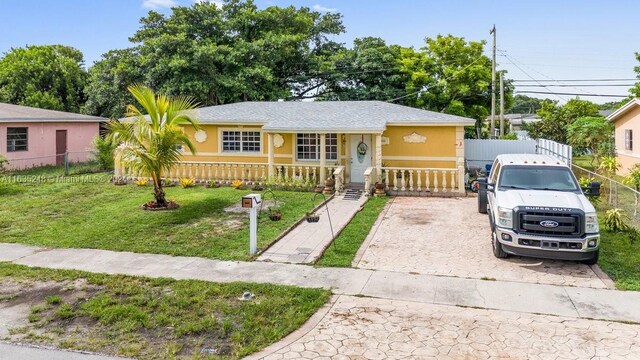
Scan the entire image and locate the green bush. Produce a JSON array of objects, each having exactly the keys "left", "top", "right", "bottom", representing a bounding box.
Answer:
[
  {"left": 92, "top": 135, "right": 117, "bottom": 170},
  {"left": 0, "top": 154, "right": 7, "bottom": 171}
]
